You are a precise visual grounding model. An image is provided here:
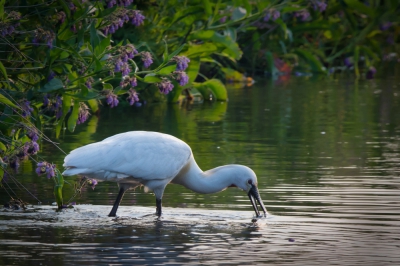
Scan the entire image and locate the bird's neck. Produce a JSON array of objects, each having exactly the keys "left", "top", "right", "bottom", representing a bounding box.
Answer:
[{"left": 173, "top": 156, "right": 239, "bottom": 194}]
